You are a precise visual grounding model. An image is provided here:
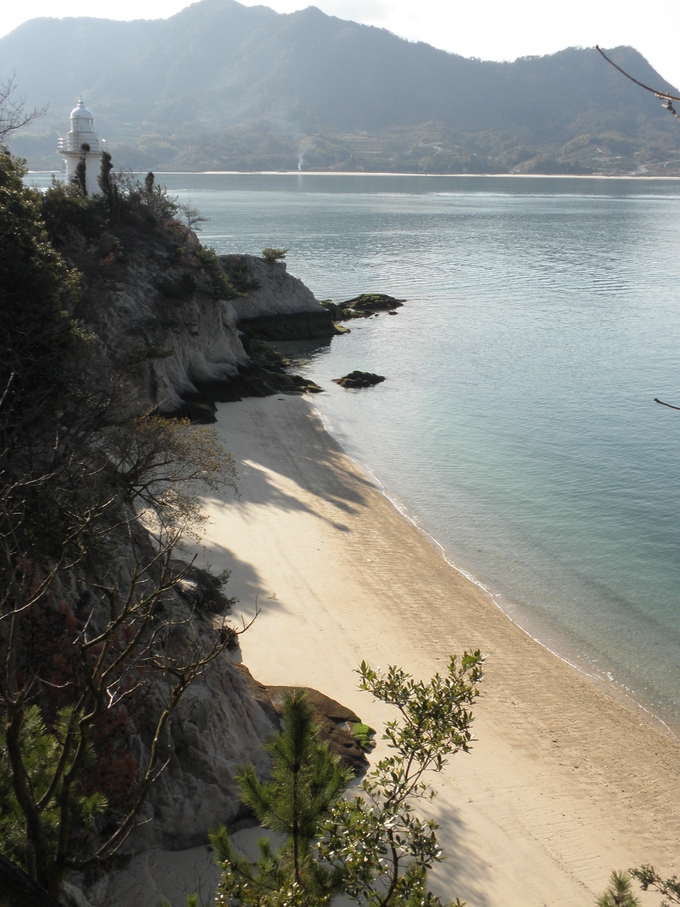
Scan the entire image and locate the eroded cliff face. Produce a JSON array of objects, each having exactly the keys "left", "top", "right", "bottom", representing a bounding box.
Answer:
[
  {"left": 137, "top": 657, "right": 278, "bottom": 850},
  {"left": 3, "top": 188, "right": 341, "bottom": 907},
  {"left": 78, "top": 244, "right": 330, "bottom": 414},
  {"left": 55, "top": 236, "right": 329, "bottom": 861},
  {"left": 222, "top": 254, "right": 321, "bottom": 321}
]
